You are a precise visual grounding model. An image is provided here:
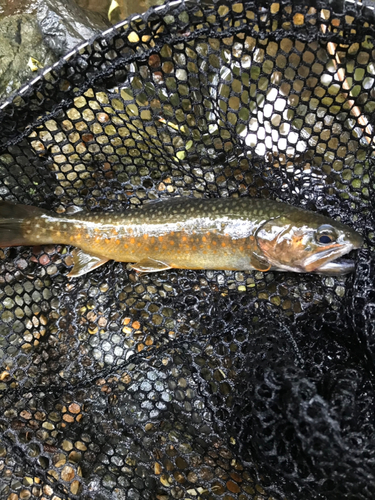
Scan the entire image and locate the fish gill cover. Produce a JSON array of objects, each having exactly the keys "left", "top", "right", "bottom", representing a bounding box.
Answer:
[{"left": 0, "top": 0, "right": 374, "bottom": 498}]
